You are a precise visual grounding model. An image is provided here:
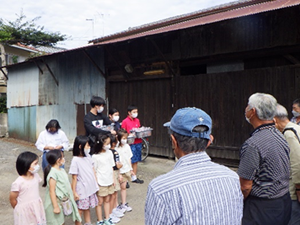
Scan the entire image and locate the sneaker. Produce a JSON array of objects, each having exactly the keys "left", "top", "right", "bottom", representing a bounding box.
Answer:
[
  {"left": 126, "top": 181, "right": 130, "bottom": 189},
  {"left": 120, "top": 202, "right": 132, "bottom": 212},
  {"left": 109, "top": 214, "right": 120, "bottom": 223},
  {"left": 112, "top": 208, "right": 124, "bottom": 217},
  {"left": 132, "top": 178, "right": 144, "bottom": 184},
  {"left": 117, "top": 204, "right": 126, "bottom": 213},
  {"left": 104, "top": 218, "right": 115, "bottom": 225},
  {"left": 97, "top": 221, "right": 104, "bottom": 225}
]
